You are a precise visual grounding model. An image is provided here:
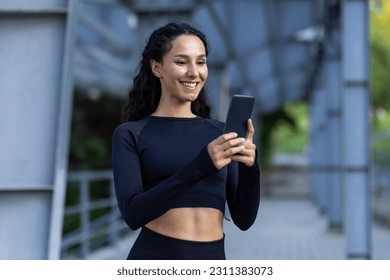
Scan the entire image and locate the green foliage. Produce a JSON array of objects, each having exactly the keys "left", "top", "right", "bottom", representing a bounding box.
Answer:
[
  {"left": 370, "top": 37, "right": 390, "bottom": 112},
  {"left": 372, "top": 108, "right": 390, "bottom": 134},
  {"left": 370, "top": 0, "right": 390, "bottom": 112},
  {"left": 273, "top": 102, "right": 309, "bottom": 154},
  {"left": 372, "top": 109, "right": 390, "bottom": 157},
  {"left": 70, "top": 138, "right": 108, "bottom": 169},
  {"left": 258, "top": 102, "right": 309, "bottom": 168},
  {"left": 63, "top": 213, "right": 80, "bottom": 235},
  {"left": 370, "top": 0, "right": 390, "bottom": 164},
  {"left": 68, "top": 91, "right": 122, "bottom": 170}
]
